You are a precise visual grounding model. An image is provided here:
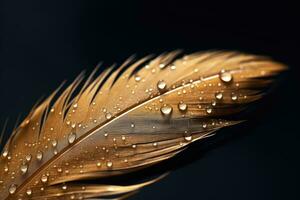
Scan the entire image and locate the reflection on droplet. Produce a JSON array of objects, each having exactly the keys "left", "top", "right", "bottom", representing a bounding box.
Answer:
[
  {"left": 26, "top": 154, "right": 32, "bottom": 162},
  {"left": 157, "top": 80, "right": 167, "bottom": 91},
  {"left": 68, "top": 132, "right": 76, "bottom": 144},
  {"left": 211, "top": 100, "right": 216, "bottom": 106},
  {"left": 215, "top": 92, "right": 223, "bottom": 100},
  {"left": 178, "top": 102, "right": 187, "bottom": 111},
  {"left": 96, "top": 162, "right": 102, "bottom": 167},
  {"left": 62, "top": 185, "right": 67, "bottom": 190},
  {"left": 9, "top": 184, "right": 17, "bottom": 194},
  {"left": 219, "top": 70, "right": 233, "bottom": 83},
  {"left": 160, "top": 105, "right": 173, "bottom": 115}
]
